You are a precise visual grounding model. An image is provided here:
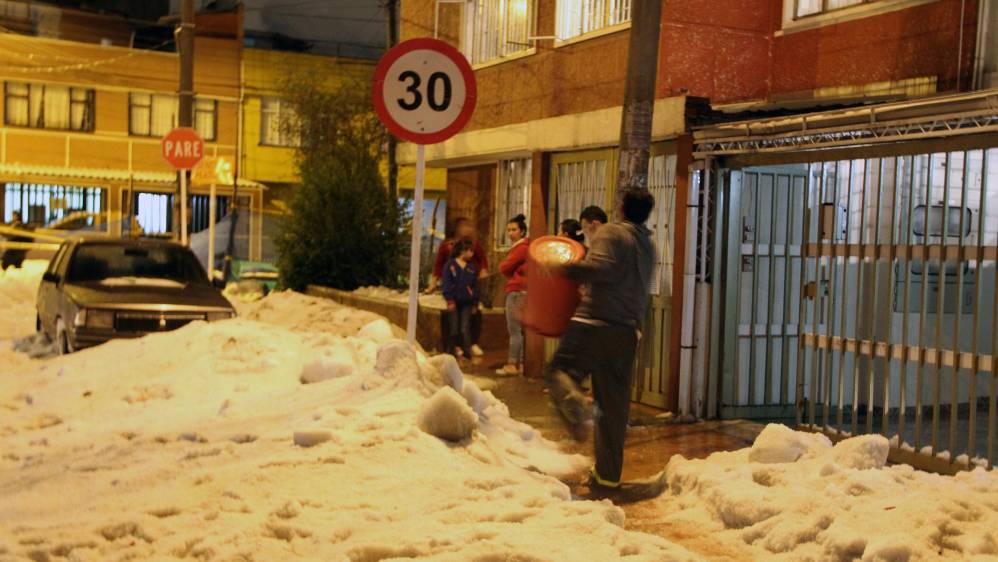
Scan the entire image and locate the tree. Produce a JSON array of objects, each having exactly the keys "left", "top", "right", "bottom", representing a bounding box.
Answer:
[{"left": 275, "top": 73, "right": 406, "bottom": 291}]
